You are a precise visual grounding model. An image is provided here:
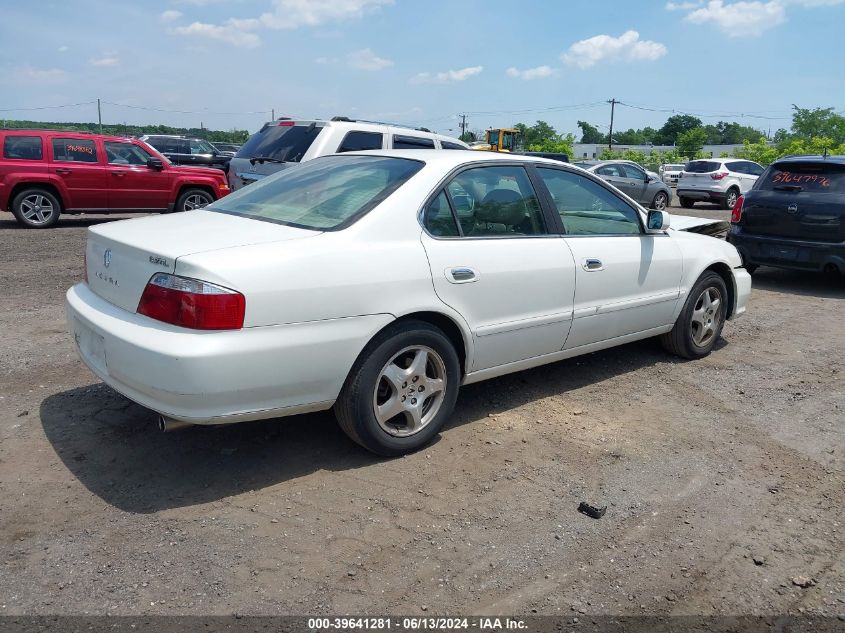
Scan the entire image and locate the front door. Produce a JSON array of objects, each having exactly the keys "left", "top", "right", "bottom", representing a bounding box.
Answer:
[
  {"left": 419, "top": 164, "right": 576, "bottom": 372},
  {"left": 49, "top": 137, "right": 108, "bottom": 210},
  {"left": 533, "top": 166, "right": 683, "bottom": 350},
  {"left": 619, "top": 163, "right": 649, "bottom": 204},
  {"left": 103, "top": 141, "right": 171, "bottom": 210}
]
